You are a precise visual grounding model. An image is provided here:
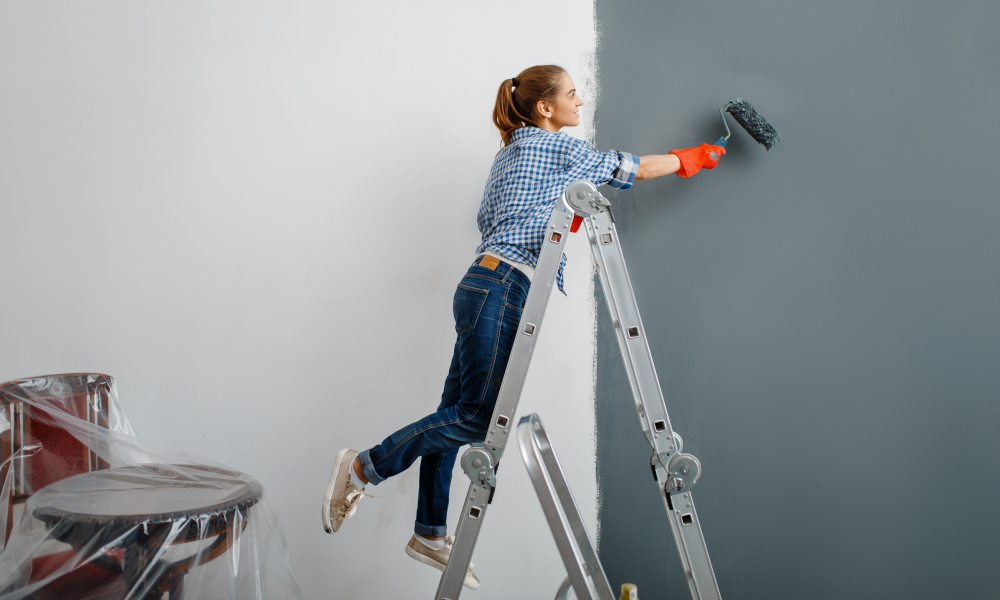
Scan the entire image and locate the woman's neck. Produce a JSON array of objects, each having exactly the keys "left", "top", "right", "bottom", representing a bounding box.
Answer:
[{"left": 535, "top": 119, "right": 562, "bottom": 133}]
